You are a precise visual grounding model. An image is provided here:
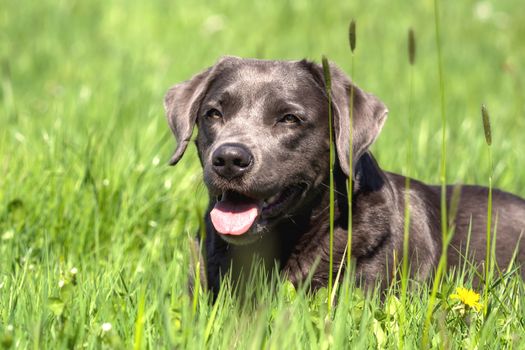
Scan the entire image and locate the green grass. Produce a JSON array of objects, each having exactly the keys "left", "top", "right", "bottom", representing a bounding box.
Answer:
[{"left": 1, "top": 0, "right": 525, "bottom": 348}]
